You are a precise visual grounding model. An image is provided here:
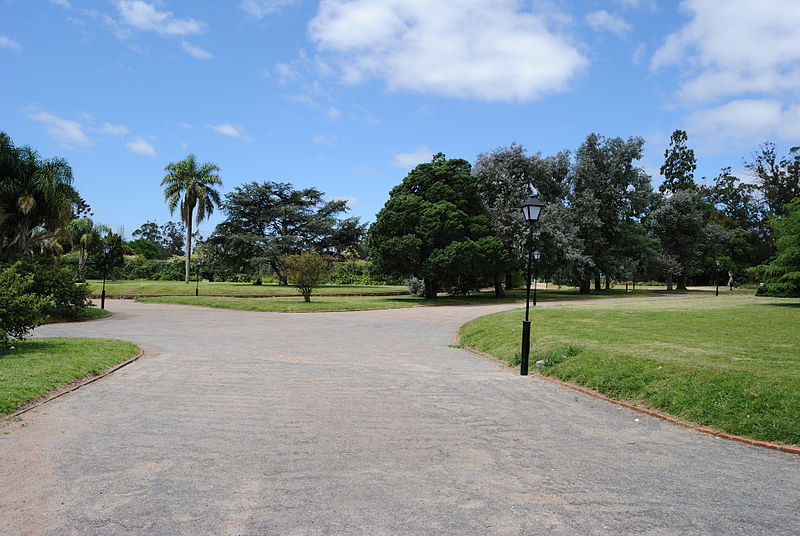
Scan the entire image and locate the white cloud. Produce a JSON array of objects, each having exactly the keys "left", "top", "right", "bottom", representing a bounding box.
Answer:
[
  {"left": 686, "top": 99, "right": 800, "bottom": 150},
  {"left": 92, "top": 122, "right": 129, "bottom": 137},
  {"left": 181, "top": 40, "right": 213, "bottom": 59},
  {"left": 239, "top": 0, "right": 295, "bottom": 19},
  {"left": 126, "top": 136, "right": 156, "bottom": 157},
  {"left": 50, "top": 0, "right": 71, "bottom": 7},
  {"left": 392, "top": 145, "right": 433, "bottom": 168},
  {"left": 652, "top": 0, "right": 800, "bottom": 102},
  {"left": 326, "top": 106, "right": 342, "bottom": 120},
  {"left": 308, "top": 0, "right": 587, "bottom": 102},
  {"left": 329, "top": 195, "right": 360, "bottom": 207},
  {"left": 585, "top": 10, "right": 631, "bottom": 37},
  {"left": 632, "top": 42, "right": 646, "bottom": 65},
  {"left": 28, "top": 110, "right": 91, "bottom": 148},
  {"left": 209, "top": 123, "right": 252, "bottom": 140},
  {"left": 116, "top": 1, "right": 205, "bottom": 36},
  {"left": 0, "top": 36, "right": 22, "bottom": 51},
  {"left": 312, "top": 134, "right": 337, "bottom": 146}
]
